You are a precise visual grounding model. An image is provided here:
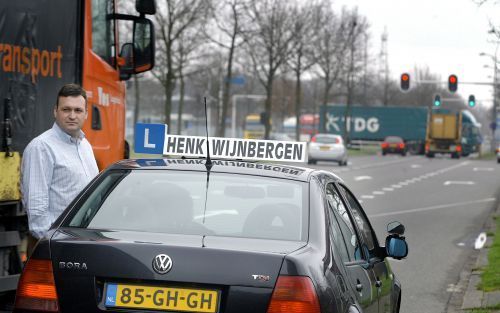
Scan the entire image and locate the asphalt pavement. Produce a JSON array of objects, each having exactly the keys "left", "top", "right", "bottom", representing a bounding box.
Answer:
[{"left": 309, "top": 153, "right": 500, "bottom": 313}]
